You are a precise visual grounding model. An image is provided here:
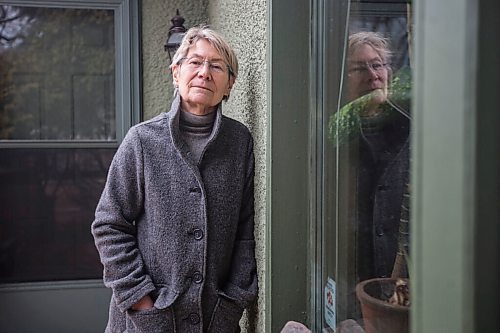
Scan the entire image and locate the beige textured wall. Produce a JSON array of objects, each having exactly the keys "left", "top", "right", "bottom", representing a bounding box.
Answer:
[{"left": 141, "top": 1, "right": 267, "bottom": 332}]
